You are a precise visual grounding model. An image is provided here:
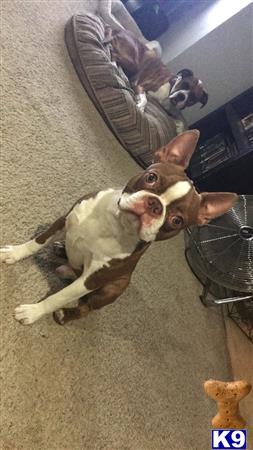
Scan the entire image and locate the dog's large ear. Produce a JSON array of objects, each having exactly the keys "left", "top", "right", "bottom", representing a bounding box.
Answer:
[
  {"left": 153, "top": 130, "right": 200, "bottom": 169},
  {"left": 197, "top": 192, "right": 238, "bottom": 225}
]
